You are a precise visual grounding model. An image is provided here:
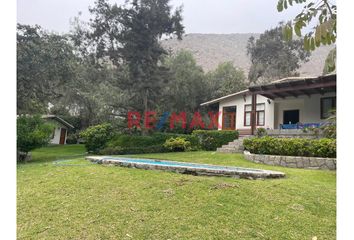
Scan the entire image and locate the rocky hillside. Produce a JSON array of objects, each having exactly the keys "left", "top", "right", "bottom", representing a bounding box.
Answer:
[{"left": 161, "top": 33, "right": 334, "bottom": 76}]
